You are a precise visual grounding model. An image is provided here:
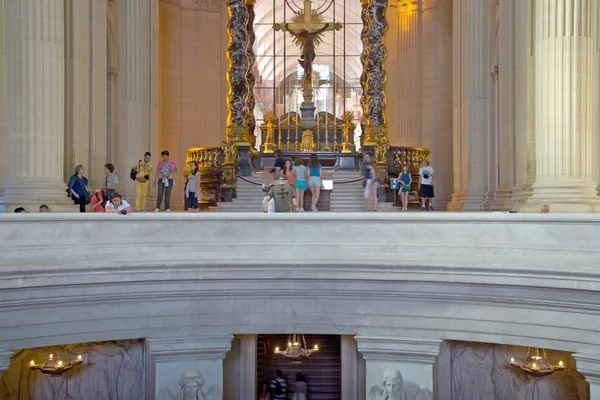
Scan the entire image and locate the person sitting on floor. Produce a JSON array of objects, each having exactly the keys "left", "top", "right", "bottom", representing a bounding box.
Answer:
[
  {"left": 39, "top": 204, "right": 50, "bottom": 213},
  {"left": 14, "top": 207, "right": 26, "bottom": 213}
]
